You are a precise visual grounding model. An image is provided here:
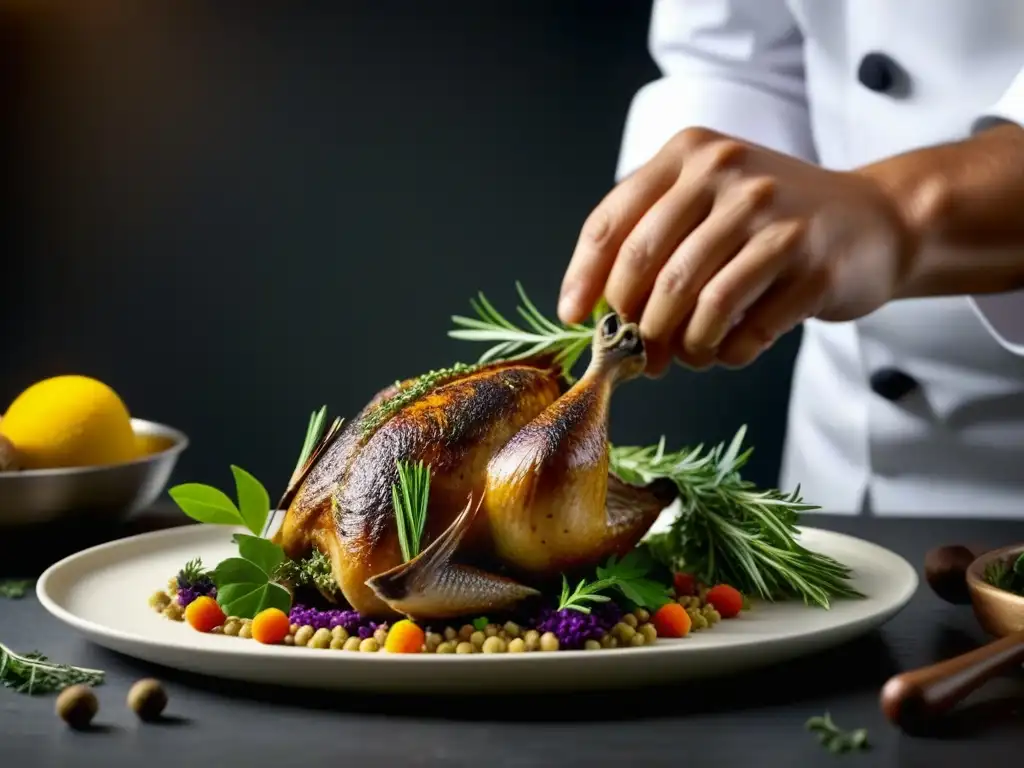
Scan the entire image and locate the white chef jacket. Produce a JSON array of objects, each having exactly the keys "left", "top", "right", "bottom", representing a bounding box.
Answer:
[{"left": 616, "top": 0, "right": 1024, "bottom": 518}]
